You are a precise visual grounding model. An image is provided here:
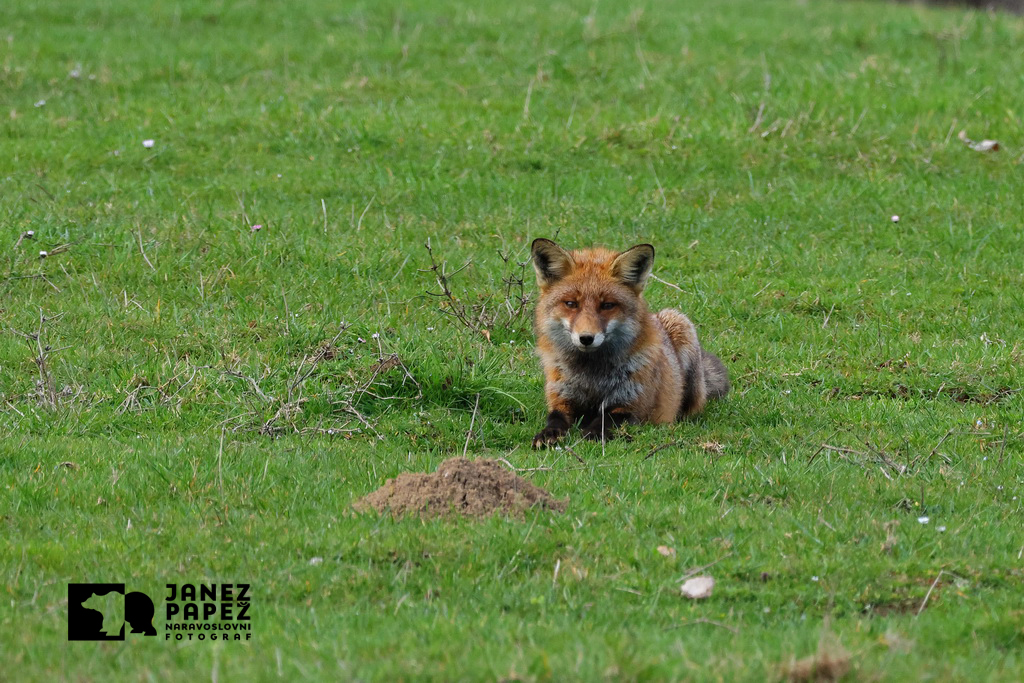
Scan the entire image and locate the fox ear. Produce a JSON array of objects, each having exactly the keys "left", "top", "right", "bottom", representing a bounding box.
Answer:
[
  {"left": 531, "top": 238, "right": 574, "bottom": 287},
  {"left": 611, "top": 244, "right": 655, "bottom": 290}
]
